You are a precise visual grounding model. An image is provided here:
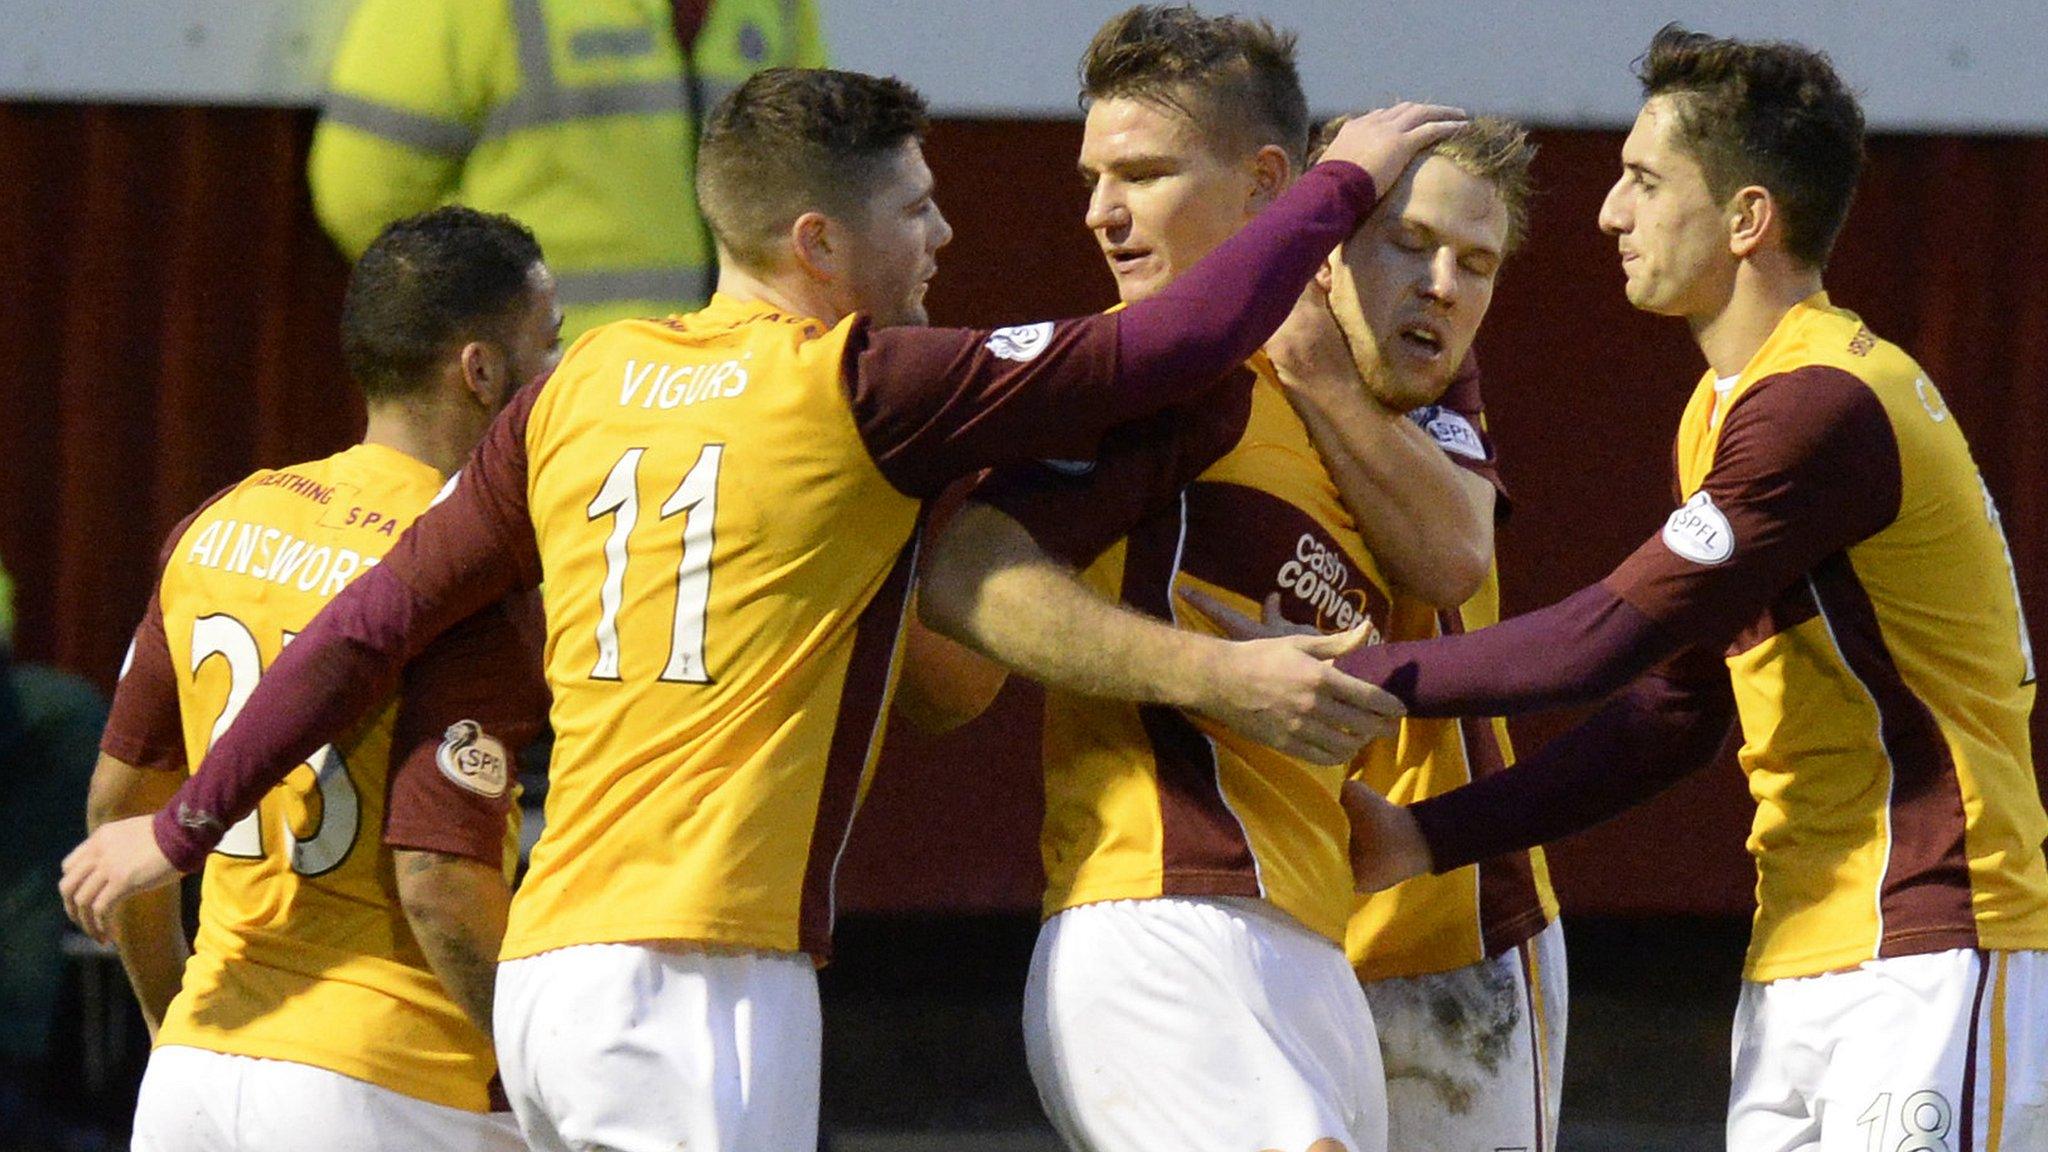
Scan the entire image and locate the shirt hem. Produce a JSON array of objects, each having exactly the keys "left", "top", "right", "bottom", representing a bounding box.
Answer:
[
  {"left": 149, "top": 1035, "right": 486, "bottom": 1113},
  {"left": 500, "top": 918, "right": 804, "bottom": 964},
  {"left": 1049, "top": 870, "right": 1347, "bottom": 944}
]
